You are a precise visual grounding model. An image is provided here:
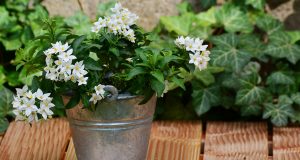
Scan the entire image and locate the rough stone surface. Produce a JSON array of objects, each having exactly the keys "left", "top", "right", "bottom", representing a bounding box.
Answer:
[{"left": 42, "top": 0, "right": 81, "bottom": 17}]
